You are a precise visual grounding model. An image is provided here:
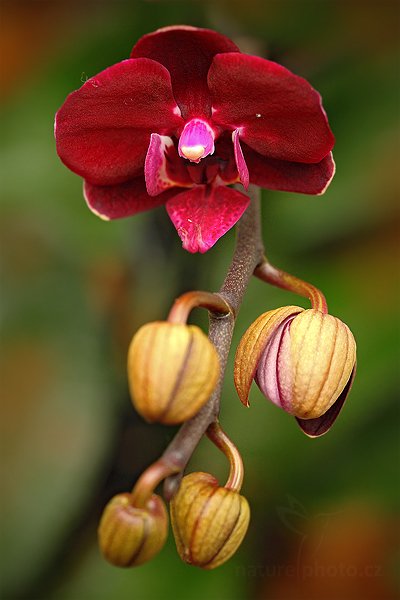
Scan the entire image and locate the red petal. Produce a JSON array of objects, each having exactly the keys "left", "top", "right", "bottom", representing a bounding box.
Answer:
[
  {"left": 83, "top": 177, "right": 176, "bottom": 220},
  {"left": 209, "top": 53, "right": 334, "bottom": 163},
  {"left": 55, "top": 59, "right": 183, "bottom": 186},
  {"left": 166, "top": 185, "right": 249, "bottom": 253},
  {"left": 246, "top": 148, "right": 335, "bottom": 195},
  {"left": 131, "top": 26, "right": 239, "bottom": 119}
]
